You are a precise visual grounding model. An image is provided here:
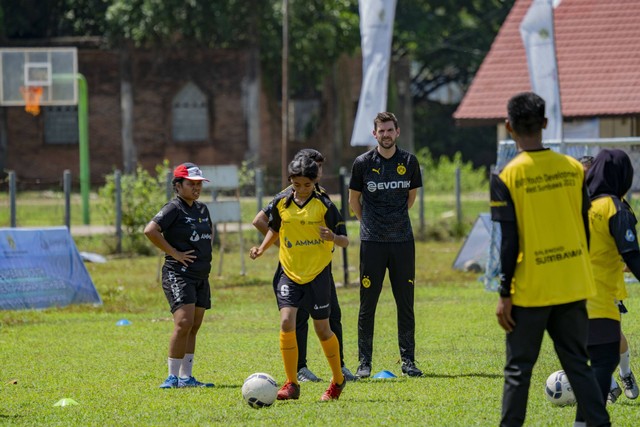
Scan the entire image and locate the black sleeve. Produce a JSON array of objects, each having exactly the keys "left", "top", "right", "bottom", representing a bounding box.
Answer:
[
  {"left": 610, "top": 202, "right": 640, "bottom": 281},
  {"left": 609, "top": 207, "right": 640, "bottom": 255},
  {"left": 324, "top": 202, "right": 347, "bottom": 236},
  {"left": 499, "top": 221, "right": 519, "bottom": 297},
  {"left": 349, "top": 157, "right": 364, "bottom": 192},
  {"left": 409, "top": 154, "right": 423, "bottom": 190},
  {"left": 262, "top": 198, "right": 275, "bottom": 216},
  {"left": 490, "top": 173, "right": 516, "bottom": 222},
  {"left": 268, "top": 201, "right": 282, "bottom": 233},
  {"left": 622, "top": 251, "right": 640, "bottom": 282},
  {"left": 582, "top": 182, "right": 591, "bottom": 248},
  {"left": 490, "top": 173, "right": 518, "bottom": 297}
]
